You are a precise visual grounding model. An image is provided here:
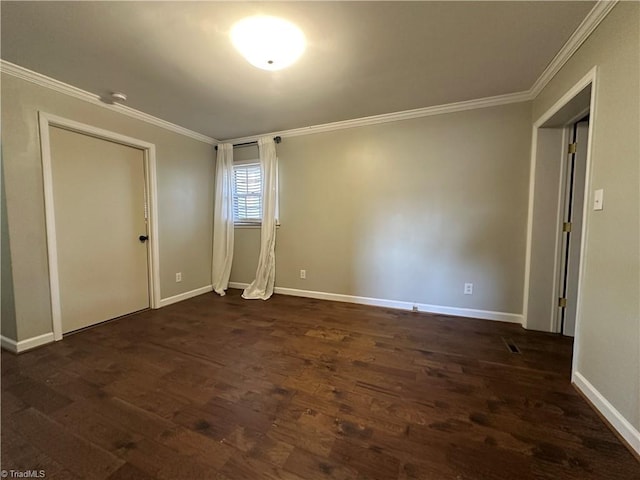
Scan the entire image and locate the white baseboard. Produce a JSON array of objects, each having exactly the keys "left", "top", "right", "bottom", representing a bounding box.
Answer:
[
  {"left": 0, "top": 335, "right": 17, "bottom": 352},
  {"left": 573, "top": 371, "right": 640, "bottom": 456},
  {"left": 228, "top": 282, "right": 522, "bottom": 324},
  {"left": 1, "top": 332, "right": 55, "bottom": 353},
  {"left": 159, "top": 285, "right": 213, "bottom": 307}
]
